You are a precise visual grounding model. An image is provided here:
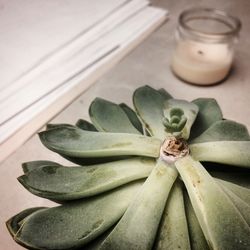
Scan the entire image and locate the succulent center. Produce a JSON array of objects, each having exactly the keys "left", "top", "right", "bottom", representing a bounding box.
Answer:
[
  {"left": 162, "top": 107, "right": 187, "bottom": 134},
  {"left": 160, "top": 137, "right": 189, "bottom": 163}
]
